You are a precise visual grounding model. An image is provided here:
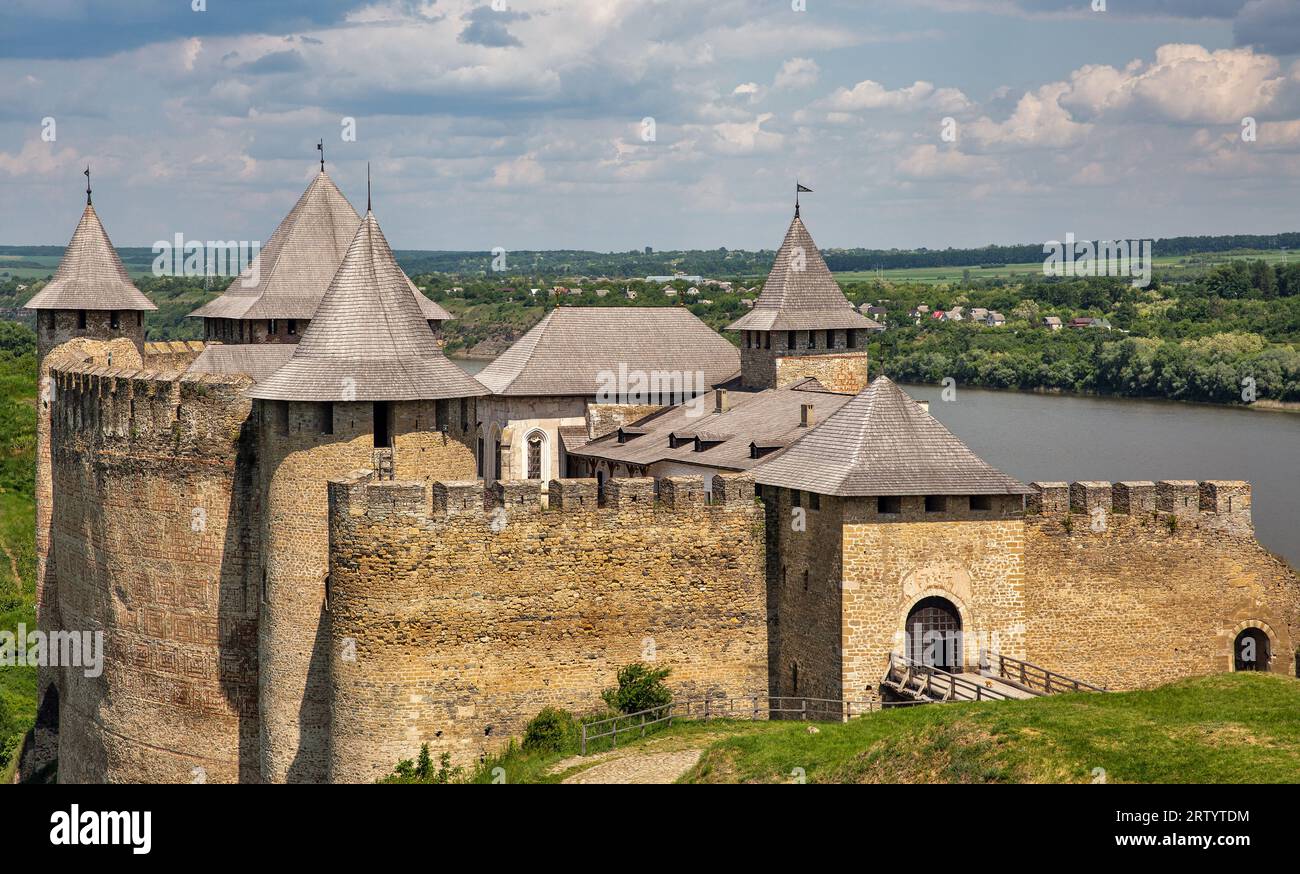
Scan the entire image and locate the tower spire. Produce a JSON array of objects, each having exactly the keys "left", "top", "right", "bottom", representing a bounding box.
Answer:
[
  {"left": 84, "top": 164, "right": 92, "bottom": 206},
  {"left": 317, "top": 139, "right": 324, "bottom": 172},
  {"left": 366, "top": 162, "right": 371, "bottom": 212}
]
